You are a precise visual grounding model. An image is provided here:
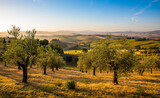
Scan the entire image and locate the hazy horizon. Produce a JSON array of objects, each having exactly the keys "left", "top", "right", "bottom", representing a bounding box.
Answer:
[
  {"left": 1, "top": 29, "right": 160, "bottom": 33},
  {"left": 0, "top": 0, "right": 160, "bottom": 32}
]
